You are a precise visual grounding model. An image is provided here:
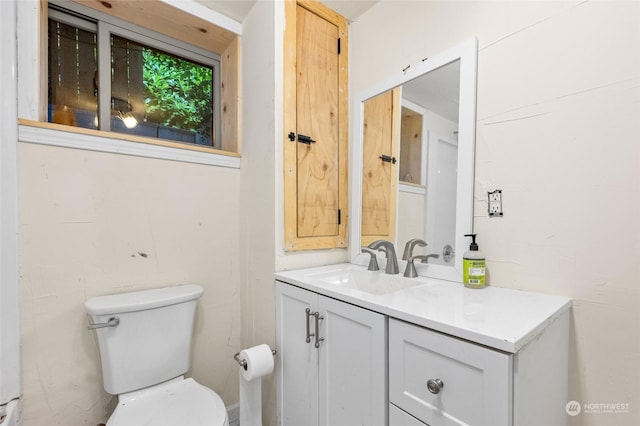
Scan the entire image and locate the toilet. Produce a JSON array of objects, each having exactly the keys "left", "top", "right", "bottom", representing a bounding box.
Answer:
[{"left": 85, "top": 284, "right": 228, "bottom": 426}]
